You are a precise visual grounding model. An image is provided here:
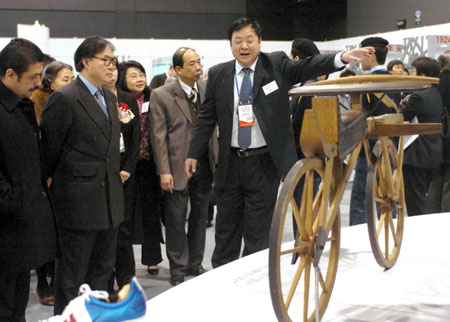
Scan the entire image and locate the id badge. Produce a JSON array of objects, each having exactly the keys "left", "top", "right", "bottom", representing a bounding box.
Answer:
[
  {"left": 120, "top": 133, "right": 125, "bottom": 153},
  {"left": 238, "top": 104, "right": 254, "bottom": 127}
]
